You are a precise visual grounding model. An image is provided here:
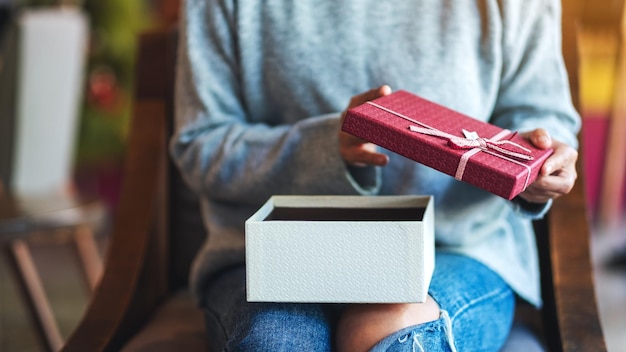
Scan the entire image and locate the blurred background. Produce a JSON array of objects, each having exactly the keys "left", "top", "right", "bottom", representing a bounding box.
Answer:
[
  {"left": 0, "top": 0, "right": 174, "bottom": 350},
  {"left": 0, "top": 0, "right": 625, "bottom": 351}
]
